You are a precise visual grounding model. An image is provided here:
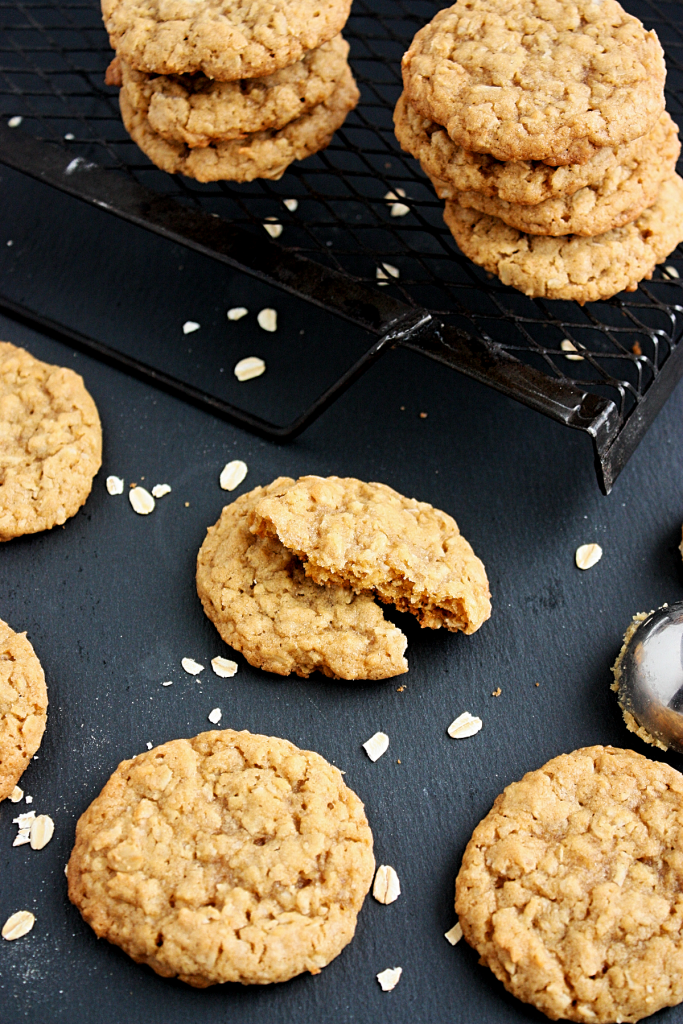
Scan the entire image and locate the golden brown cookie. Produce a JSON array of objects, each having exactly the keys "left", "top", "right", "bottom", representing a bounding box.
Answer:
[
  {"left": 456, "top": 745, "right": 683, "bottom": 1023},
  {"left": 394, "top": 92, "right": 662, "bottom": 206},
  {"left": 402, "top": 0, "right": 666, "bottom": 164},
  {"left": 120, "top": 35, "right": 350, "bottom": 148},
  {"left": 250, "top": 475, "right": 491, "bottom": 634},
  {"left": 0, "top": 618, "right": 48, "bottom": 802},
  {"left": 120, "top": 66, "right": 359, "bottom": 181},
  {"left": 452, "top": 112, "right": 680, "bottom": 236},
  {"left": 101, "top": 0, "right": 352, "bottom": 80},
  {"left": 196, "top": 480, "right": 408, "bottom": 679},
  {"left": 67, "top": 729, "right": 375, "bottom": 986},
  {"left": 444, "top": 174, "right": 683, "bottom": 303},
  {"left": 0, "top": 342, "right": 102, "bottom": 541}
]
